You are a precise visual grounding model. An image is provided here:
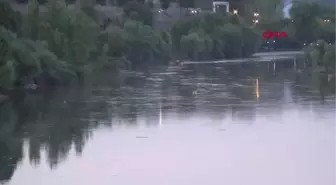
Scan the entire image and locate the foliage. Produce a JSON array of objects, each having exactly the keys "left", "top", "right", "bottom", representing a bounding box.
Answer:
[
  {"left": 288, "top": 1, "right": 335, "bottom": 44},
  {"left": 289, "top": 2, "right": 336, "bottom": 86},
  {"left": 1, "top": 0, "right": 335, "bottom": 90},
  {"left": 0, "top": 26, "right": 73, "bottom": 89},
  {"left": 177, "top": 0, "right": 194, "bottom": 9},
  {"left": 79, "top": 0, "right": 98, "bottom": 21},
  {"left": 0, "top": 0, "right": 22, "bottom": 33},
  {"left": 122, "top": 0, "right": 153, "bottom": 26},
  {"left": 123, "top": 20, "right": 171, "bottom": 65},
  {"left": 304, "top": 40, "right": 335, "bottom": 73},
  {"left": 116, "top": 0, "right": 145, "bottom": 7},
  {"left": 160, "top": 0, "right": 172, "bottom": 10},
  {"left": 316, "top": 18, "right": 335, "bottom": 43},
  {"left": 256, "top": 1, "right": 335, "bottom": 50},
  {"left": 290, "top": 1, "right": 322, "bottom": 43},
  {"left": 242, "top": 0, "right": 283, "bottom": 22},
  {"left": 180, "top": 31, "right": 212, "bottom": 60},
  {"left": 171, "top": 13, "right": 261, "bottom": 60},
  {"left": 0, "top": 0, "right": 172, "bottom": 90}
]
